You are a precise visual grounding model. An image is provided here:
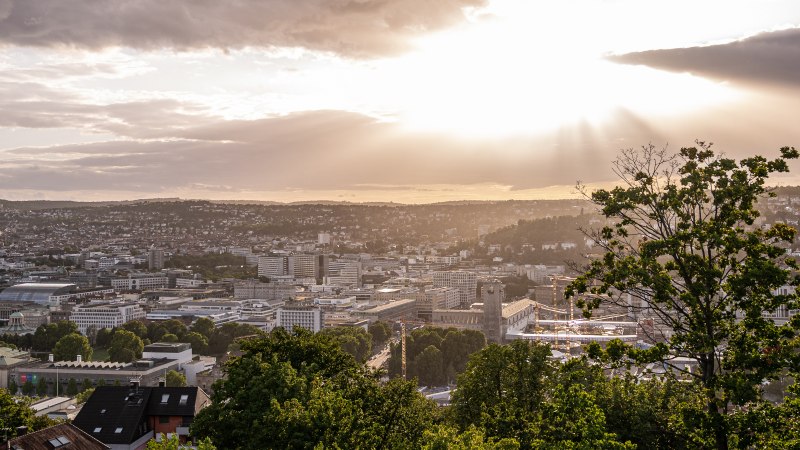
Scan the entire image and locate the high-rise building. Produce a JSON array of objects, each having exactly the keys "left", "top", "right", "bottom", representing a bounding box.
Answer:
[
  {"left": 259, "top": 254, "right": 328, "bottom": 282},
  {"left": 482, "top": 281, "right": 504, "bottom": 343},
  {"left": 433, "top": 271, "right": 477, "bottom": 308},
  {"left": 276, "top": 306, "right": 323, "bottom": 333},
  {"left": 148, "top": 248, "right": 164, "bottom": 271}
]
